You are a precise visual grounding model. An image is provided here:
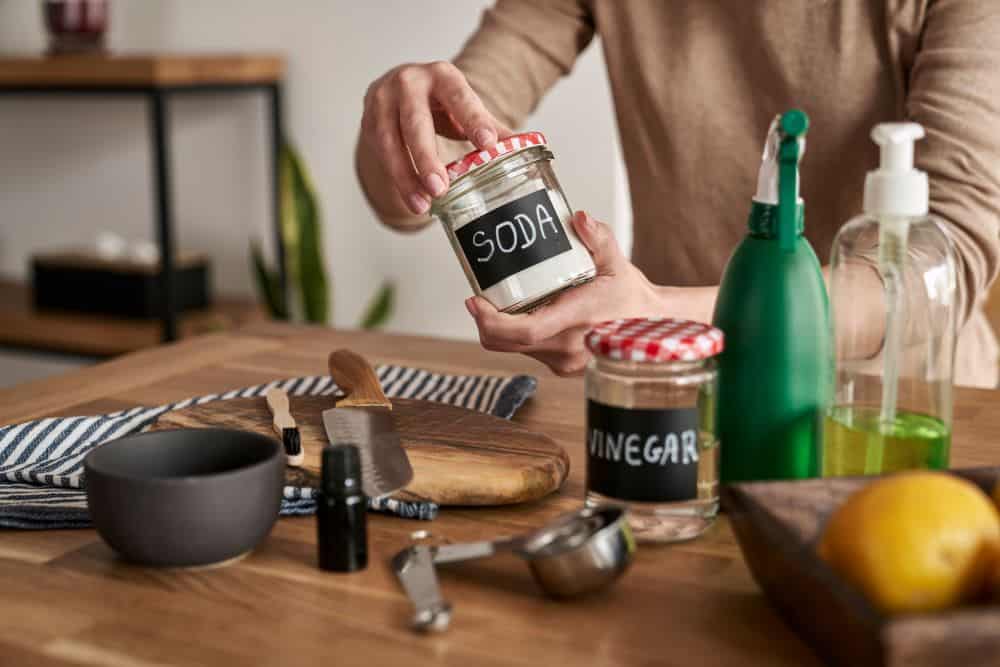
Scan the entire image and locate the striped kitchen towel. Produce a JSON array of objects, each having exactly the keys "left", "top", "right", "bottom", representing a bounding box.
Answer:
[{"left": 0, "top": 365, "right": 537, "bottom": 529}]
